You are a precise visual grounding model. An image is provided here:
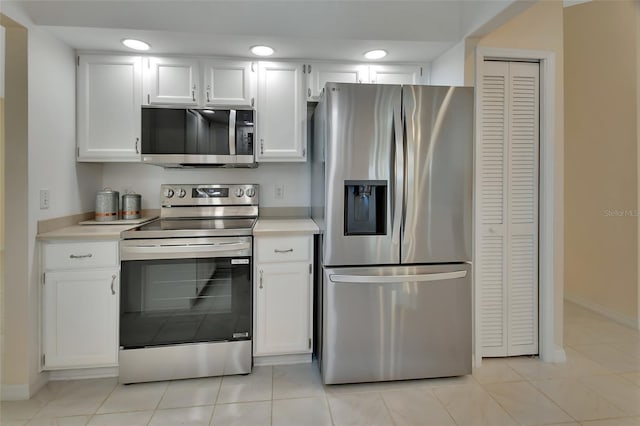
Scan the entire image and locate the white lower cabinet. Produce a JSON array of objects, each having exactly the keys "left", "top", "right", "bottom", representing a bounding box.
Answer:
[
  {"left": 253, "top": 235, "right": 313, "bottom": 357},
  {"left": 41, "top": 241, "right": 119, "bottom": 369}
]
